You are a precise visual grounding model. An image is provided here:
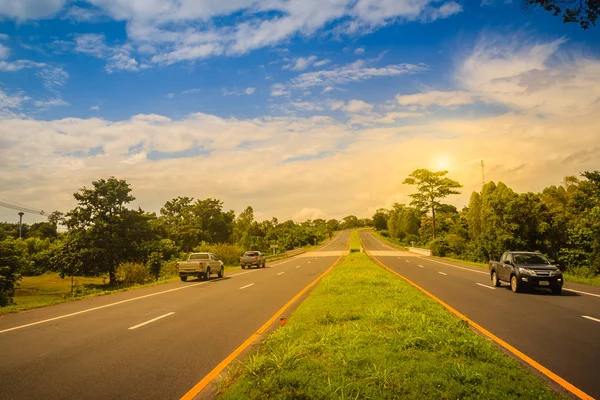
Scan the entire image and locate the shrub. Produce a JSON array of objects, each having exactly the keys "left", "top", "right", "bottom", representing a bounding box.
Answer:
[
  {"left": 379, "top": 230, "right": 390, "bottom": 237},
  {"left": 116, "top": 262, "right": 150, "bottom": 285},
  {"left": 159, "top": 260, "right": 179, "bottom": 279},
  {"left": 429, "top": 238, "right": 451, "bottom": 257},
  {"left": 193, "top": 242, "right": 244, "bottom": 265},
  {"left": 147, "top": 252, "right": 163, "bottom": 278}
]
